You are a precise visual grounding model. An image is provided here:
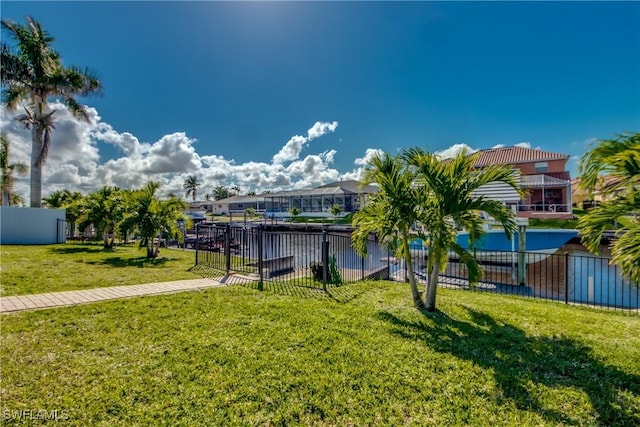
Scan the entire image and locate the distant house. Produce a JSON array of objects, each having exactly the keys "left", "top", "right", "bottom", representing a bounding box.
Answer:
[
  {"left": 572, "top": 175, "right": 628, "bottom": 209},
  {"left": 209, "top": 195, "right": 271, "bottom": 215},
  {"left": 263, "top": 180, "right": 378, "bottom": 217},
  {"left": 470, "top": 146, "right": 573, "bottom": 219},
  {"left": 206, "top": 180, "right": 374, "bottom": 218}
]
